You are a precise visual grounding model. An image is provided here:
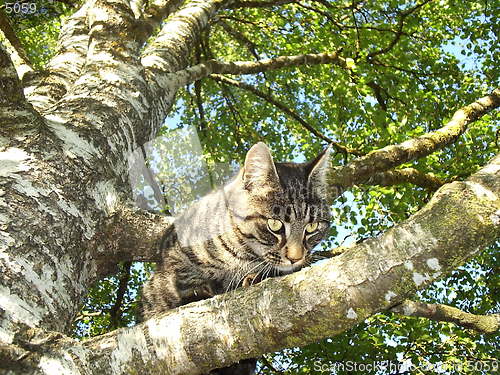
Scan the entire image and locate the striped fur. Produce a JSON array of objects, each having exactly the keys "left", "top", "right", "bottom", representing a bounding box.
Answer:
[{"left": 141, "top": 142, "right": 332, "bottom": 373}]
